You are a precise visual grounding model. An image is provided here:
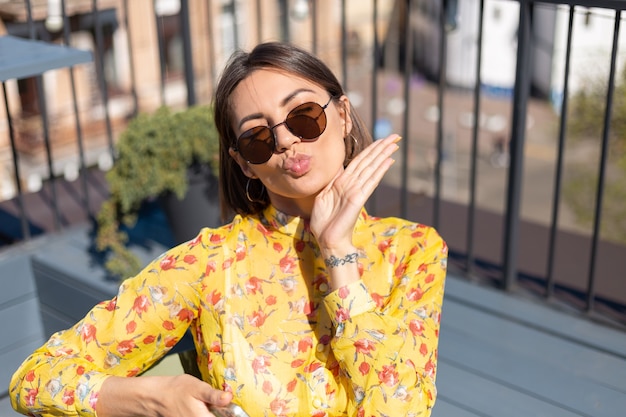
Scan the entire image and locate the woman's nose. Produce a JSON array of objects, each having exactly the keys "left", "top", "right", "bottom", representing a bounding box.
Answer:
[{"left": 273, "top": 124, "right": 300, "bottom": 153}]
